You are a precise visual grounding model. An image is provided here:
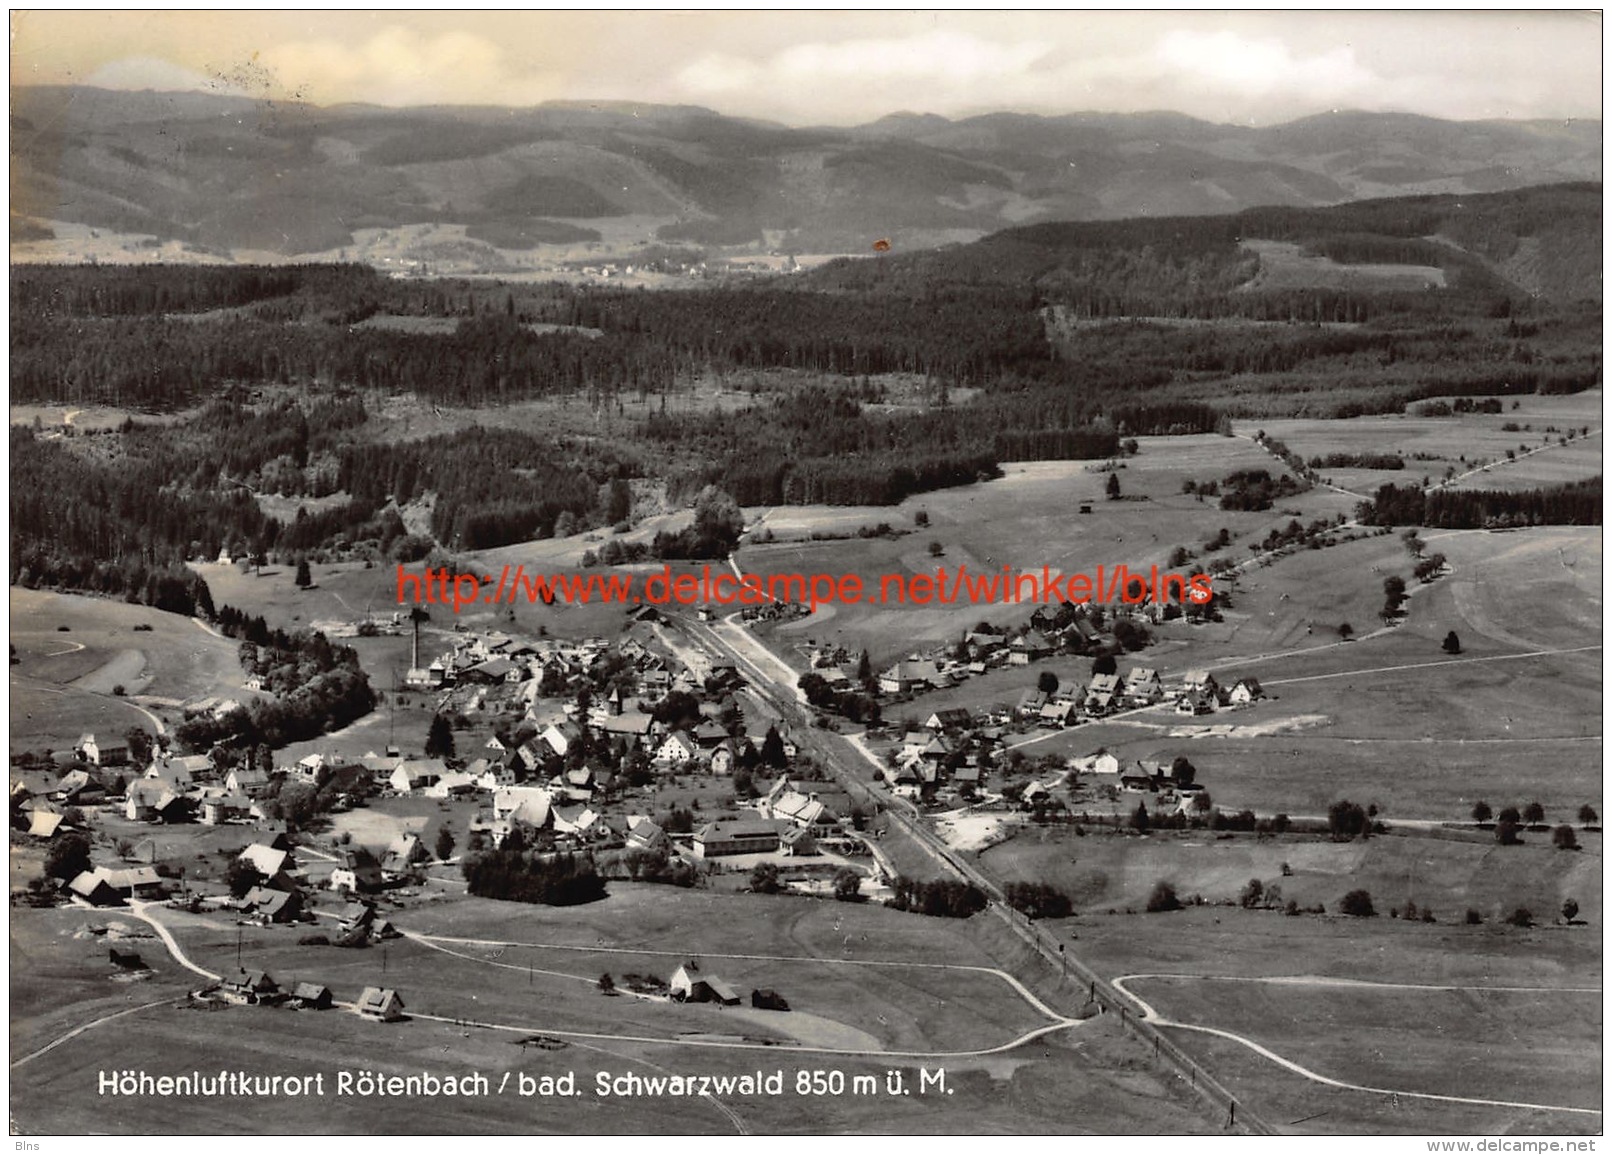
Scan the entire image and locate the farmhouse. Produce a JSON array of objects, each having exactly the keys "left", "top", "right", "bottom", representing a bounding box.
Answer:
[
  {"left": 655, "top": 730, "right": 698, "bottom": 765},
  {"left": 1229, "top": 677, "right": 1264, "bottom": 704},
  {"left": 669, "top": 962, "right": 741, "bottom": 1006},
  {"left": 356, "top": 987, "right": 406, "bottom": 1021},
  {"left": 923, "top": 708, "right": 972, "bottom": 732},
  {"left": 329, "top": 848, "right": 384, "bottom": 894},
  {"left": 75, "top": 733, "right": 129, "bottom": 766},
  {"left": 540, "top": 722, "right": 582, "bottom": 759},
  {"left": 1008, "top": 630, "right": 1054, "bottom": 665},
  {"left": 27, "top": 809, "right": 63, "bottom": 839},
  {"left": 878, "top": 660, "right": 942, "bottom": 695},
  {"left": 389, "top": 759, "right": 447, "bottom": 795},
  {"left": 693, "top": 818, "right": 781, "bottom": 858},
  {"left": 223, "top": 969, "right": 280, "bottom": 1004},
  {"left": 243, "top": 886, "right": 303, "bottom": 923},
  {"left": 236, "top": 843, "right": 299, "bottom": 891},
  {"left": 1176, "top": 688, "right": 1217, "bottom": 716},
  {"left": 67, "top": 870, "right": 122, "bottom": 906}
]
